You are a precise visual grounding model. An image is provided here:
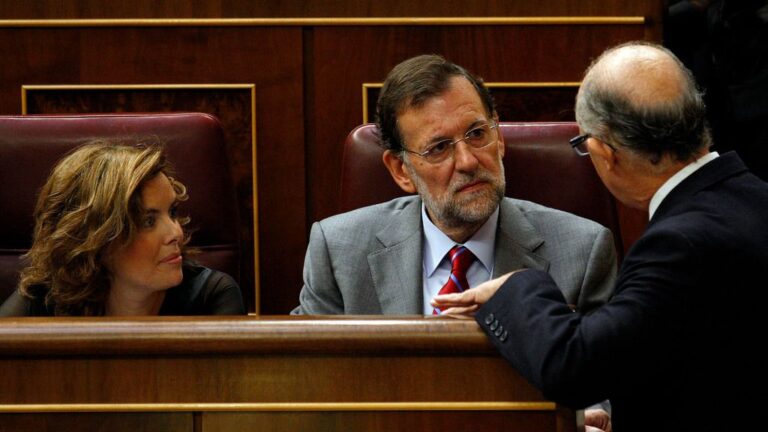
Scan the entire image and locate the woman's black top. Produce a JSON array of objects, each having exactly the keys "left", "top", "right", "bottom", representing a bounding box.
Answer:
[{"left": 0, "top": 262, "right": 245, "bottom": 316}]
